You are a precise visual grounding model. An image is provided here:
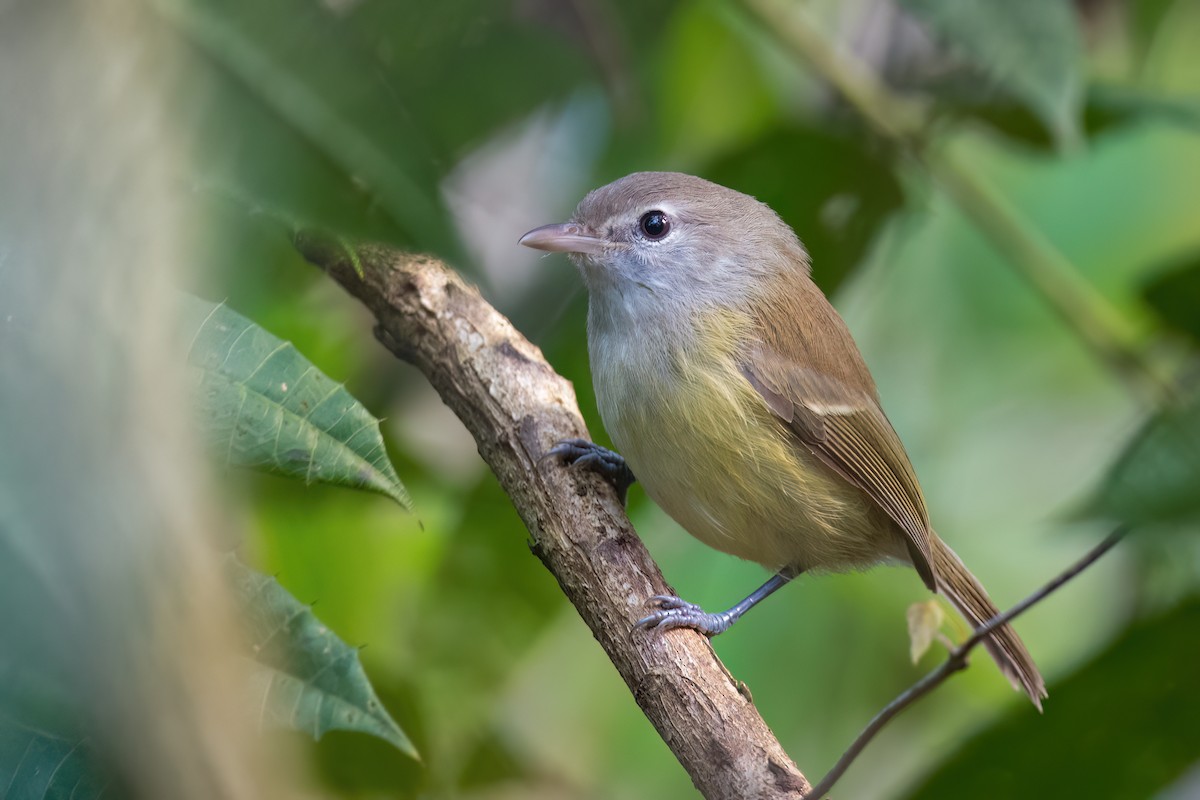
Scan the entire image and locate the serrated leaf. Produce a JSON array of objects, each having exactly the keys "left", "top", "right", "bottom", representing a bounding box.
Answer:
[
  {"left": 899, "top": 0, "right": 1083, "bottom": 147},
  {"left": 227, "top": 556, "right": 418, "bottom": 760},
  {"left": 0, "top": 717, "right": 111, "bottom": 800},
  {"left": 906, "top": 599, "right": 946, "bottom": 663},
  {"left": 181, "top": 294, "right": 410, "bottom": 509},
  {"left": 1086, "top": 392, "right": 1200, "bottom": 528}
]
